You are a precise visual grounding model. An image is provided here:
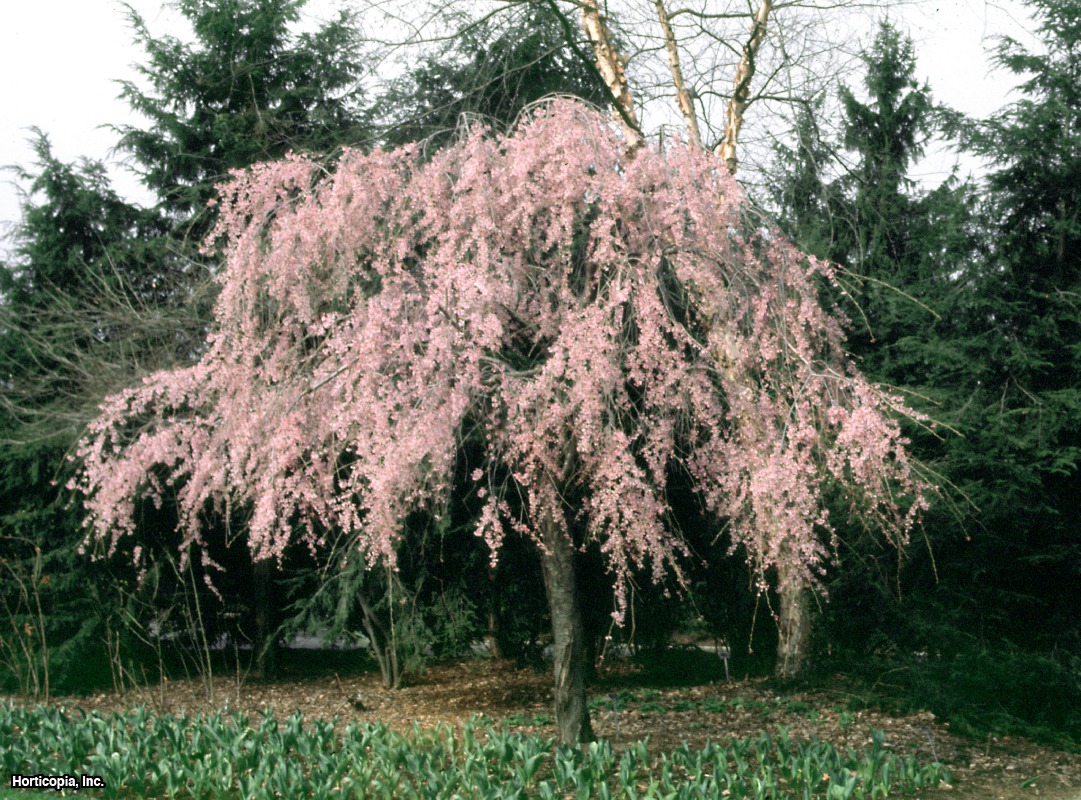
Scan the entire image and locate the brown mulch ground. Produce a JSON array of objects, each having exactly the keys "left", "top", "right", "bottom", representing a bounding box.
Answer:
[{"left": 8, "top": 656, "right": 1081, "bottom": 800}]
